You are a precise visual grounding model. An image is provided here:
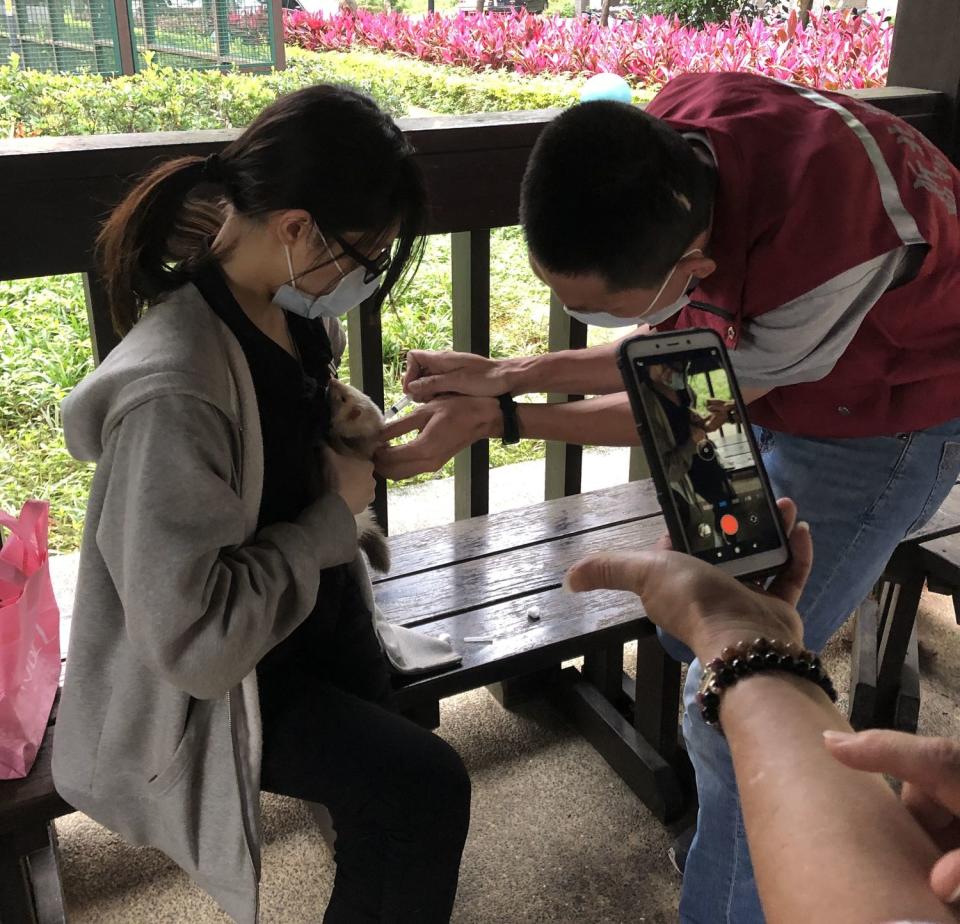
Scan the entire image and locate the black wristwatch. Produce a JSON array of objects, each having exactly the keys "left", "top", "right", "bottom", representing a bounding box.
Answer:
[{"left": 498, "top": 393, "right": 520, "bottom": 445}]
